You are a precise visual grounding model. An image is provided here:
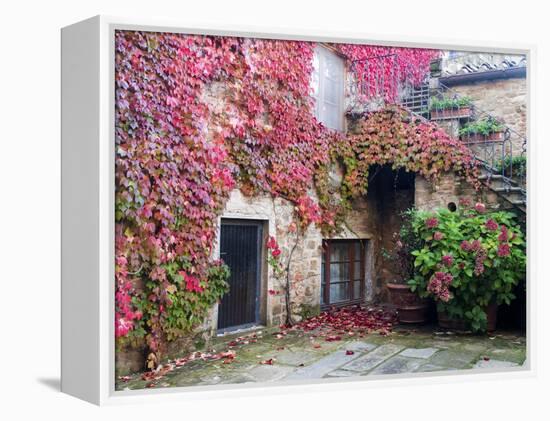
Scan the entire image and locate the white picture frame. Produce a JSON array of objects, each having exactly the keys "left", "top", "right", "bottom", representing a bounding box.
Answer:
[{"left": 61, "top": 15, "right": 534, "bottom": 405}]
